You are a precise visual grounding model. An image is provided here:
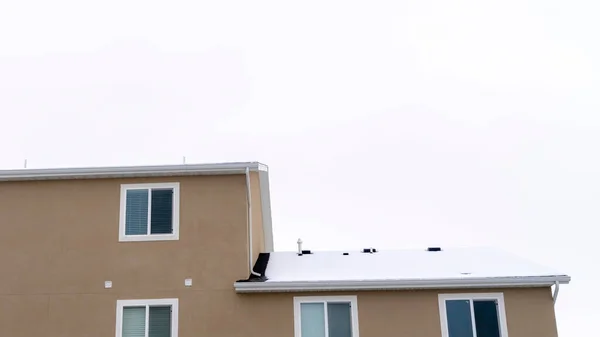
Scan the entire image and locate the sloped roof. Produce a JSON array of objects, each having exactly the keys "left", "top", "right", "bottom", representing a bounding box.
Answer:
[{"left": 234, "top": 247, "right": 570, "bottom": 293}]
